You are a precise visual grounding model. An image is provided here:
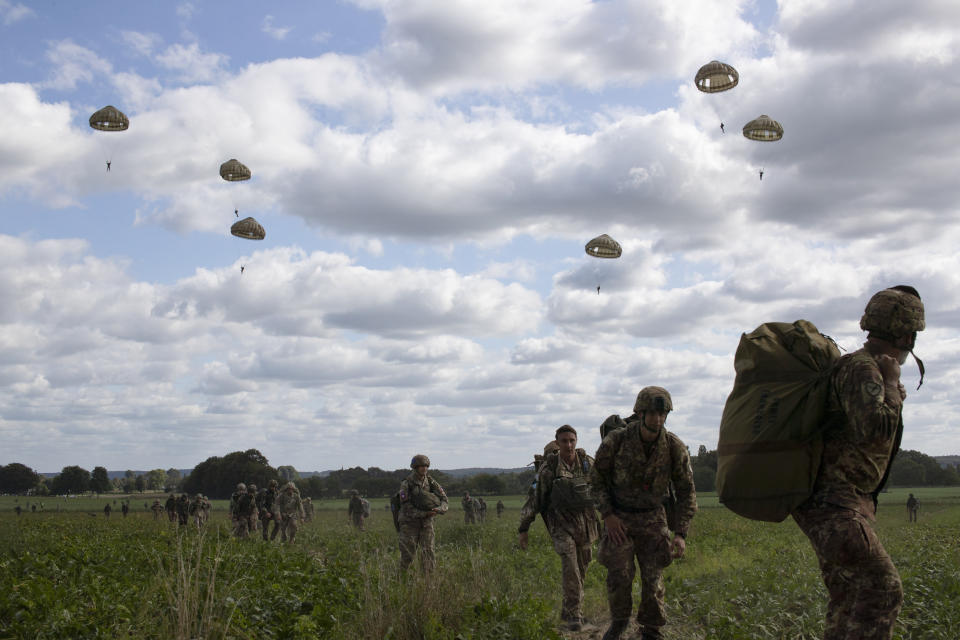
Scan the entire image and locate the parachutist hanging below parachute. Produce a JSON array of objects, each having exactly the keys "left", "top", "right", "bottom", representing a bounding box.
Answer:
[
  {"left": 720, "top": 122, "right": 725, "bottom": 133},
  {"left": 89, "top": 105, "right": 128, "bottom": 170},
  {"left": 585, "top": 234, "right": 622, "bottom": 295},
  {"left": 241, "top": 265, "right": 245, "bottom": 275},
  {"left": 759, "top": 168, "right": 764, "bottom": 181}
]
